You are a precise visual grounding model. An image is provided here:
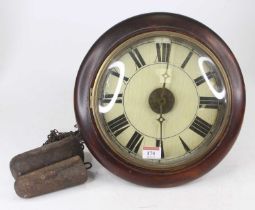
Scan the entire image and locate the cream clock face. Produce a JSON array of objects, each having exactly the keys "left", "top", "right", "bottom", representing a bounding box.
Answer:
[{"left": 91, "top": 32, "right": 229, "bottom": 169}]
